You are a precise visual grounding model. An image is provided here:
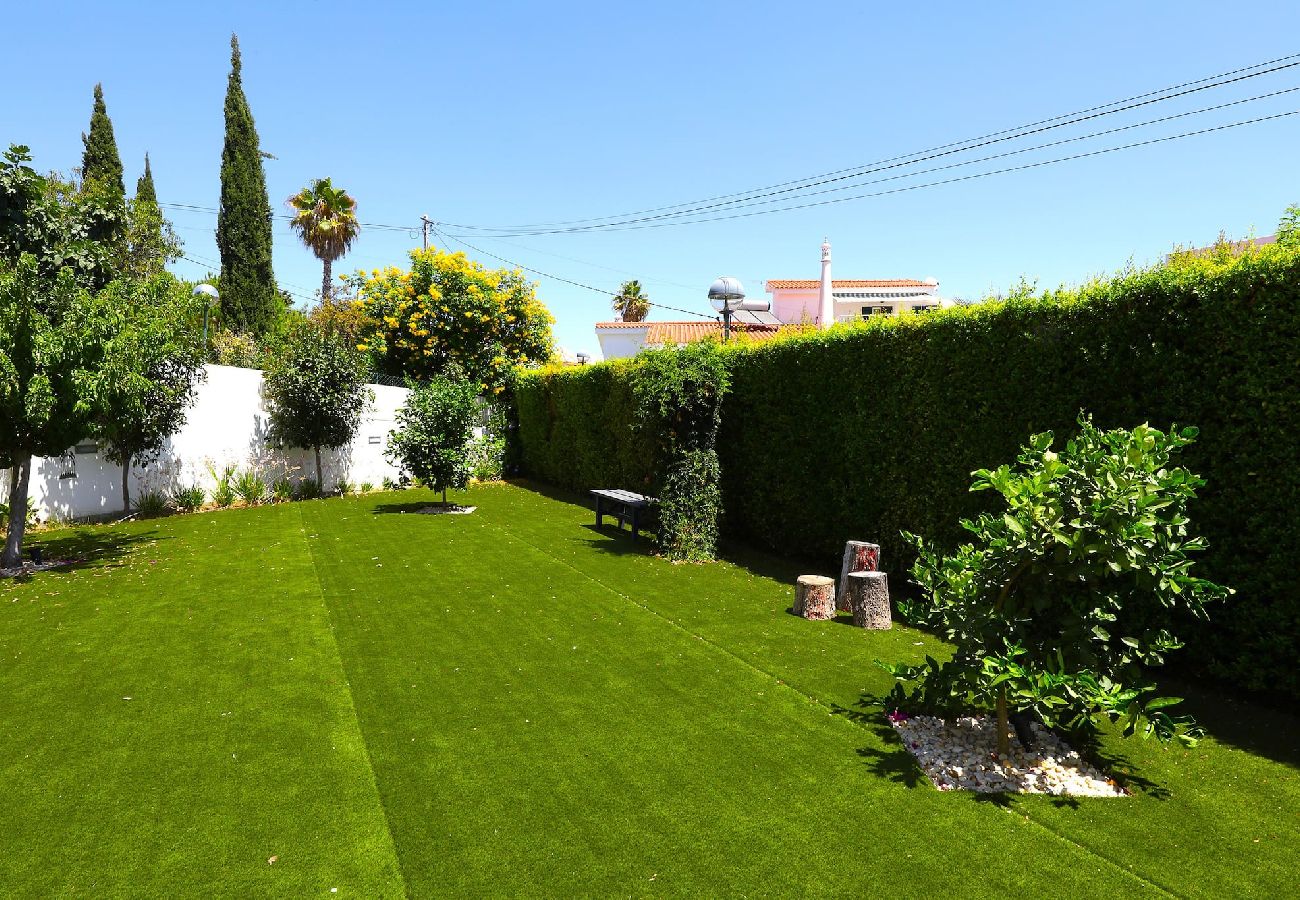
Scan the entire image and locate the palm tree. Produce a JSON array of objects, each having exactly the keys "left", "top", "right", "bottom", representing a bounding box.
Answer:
[
  {"left": 612, "top": 280, "right": 650, "bottom": 322},
  {"left": 287, "top": 178, "right": 360, "bottom": 301}
]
